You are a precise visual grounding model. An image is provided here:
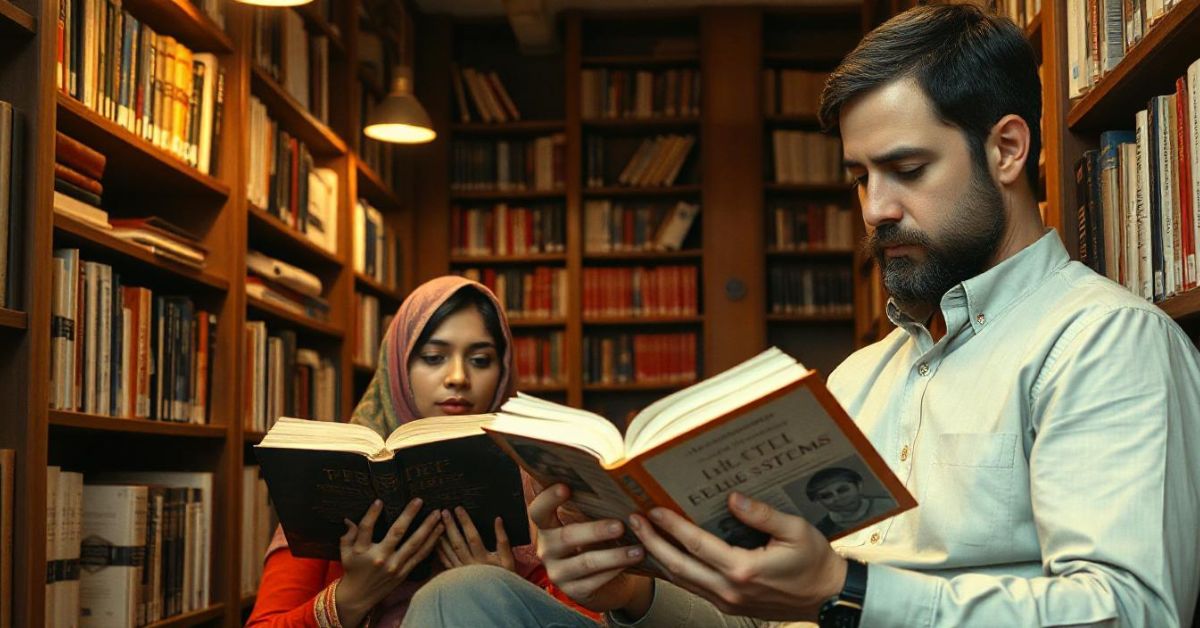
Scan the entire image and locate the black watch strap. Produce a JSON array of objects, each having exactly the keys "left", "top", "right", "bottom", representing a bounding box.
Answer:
[{"left": 817, "top": 558, "right": 867, "bottom": 628}]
